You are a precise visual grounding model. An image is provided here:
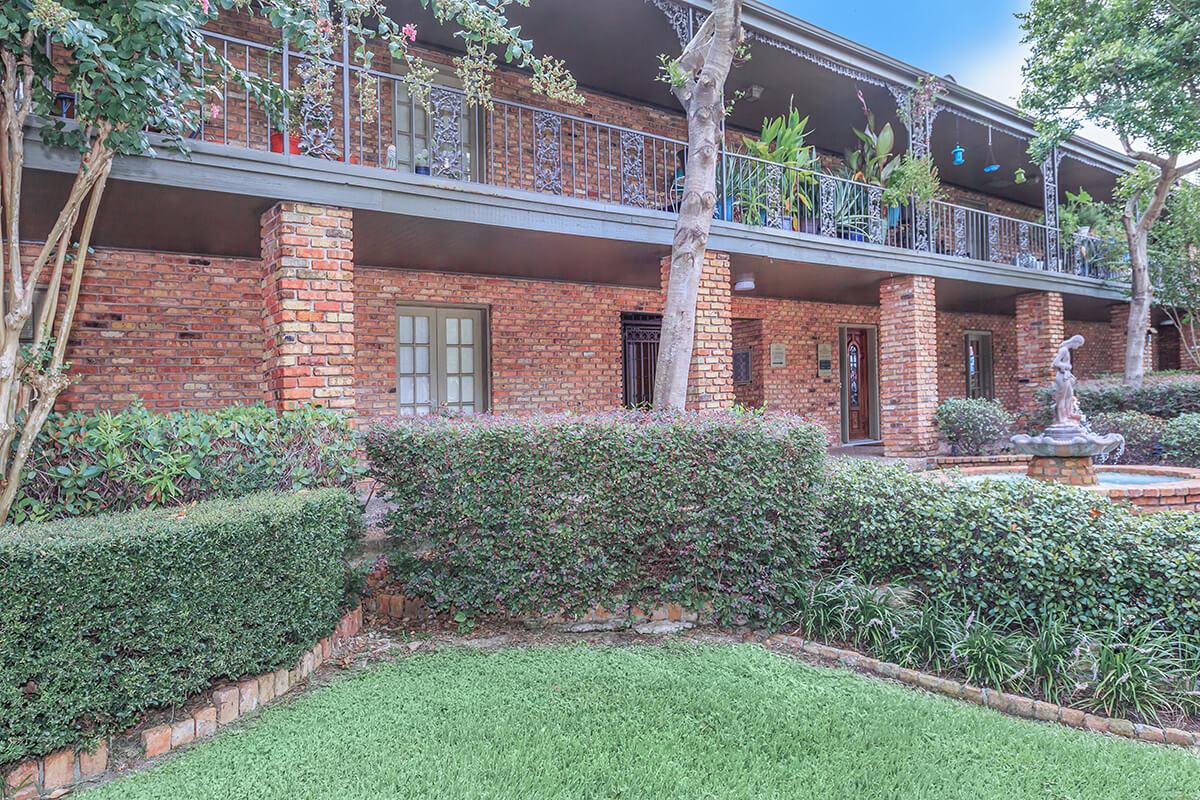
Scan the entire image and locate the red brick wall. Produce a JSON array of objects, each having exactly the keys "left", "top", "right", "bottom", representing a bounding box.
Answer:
[
  {"left": 354, "top": 267, "right": 662, "bottom": 418},
  {"left": 731, "top": 296, "right": 878, "bottom": 443},
  {"left": 22, "top": 244, "right": 264, "bottom": 412},
  {"left": 731, "top": 318, "right": 764, "bottom": 408},
  {"left": 1015, "top": 292, "right": 1065, "bottom": 415},
  {"left": 1066, "top": 319, "right": 1113, "bottom": 379},
  {"left": 879, "top": 276, "right": 939, "bottom": 456},
  {"left": 936, "top": 312, "right": 1019, "bottom": 410}
]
